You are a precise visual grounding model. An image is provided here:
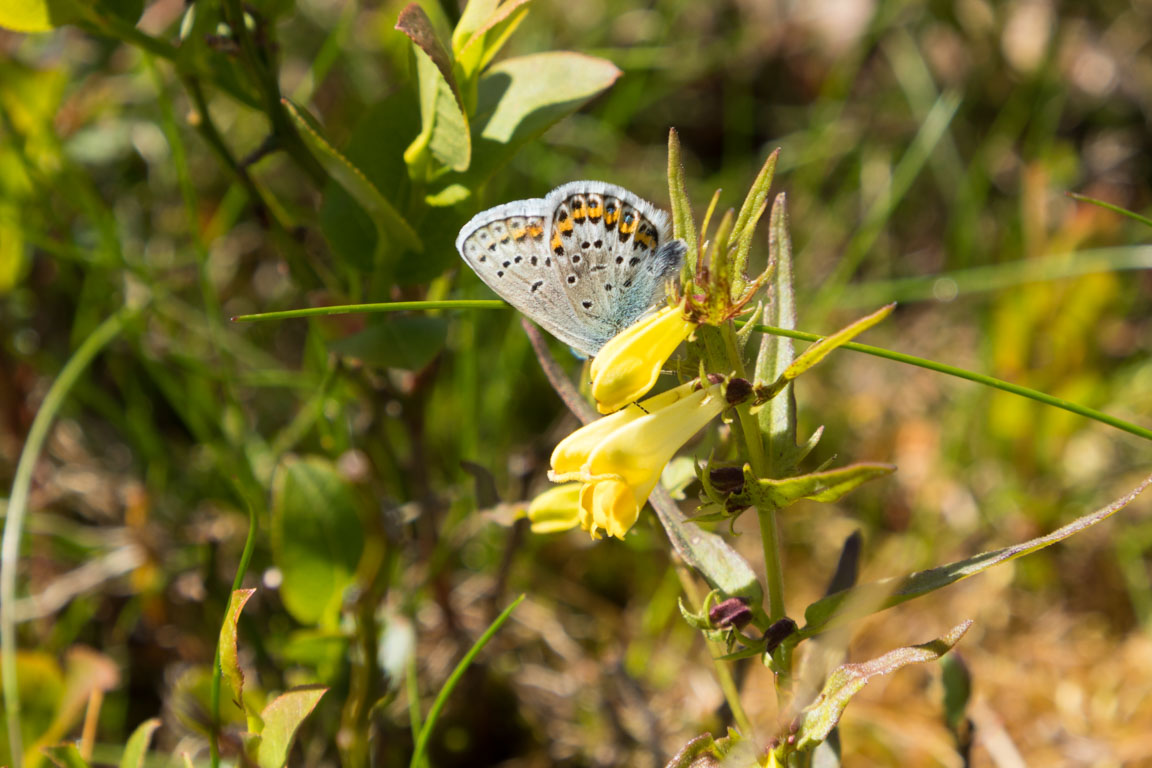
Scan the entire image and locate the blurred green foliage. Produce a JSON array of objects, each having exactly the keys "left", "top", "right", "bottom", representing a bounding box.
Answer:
[{"left": 2, "top": 0, "right": 1152, "bottom": 765}]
